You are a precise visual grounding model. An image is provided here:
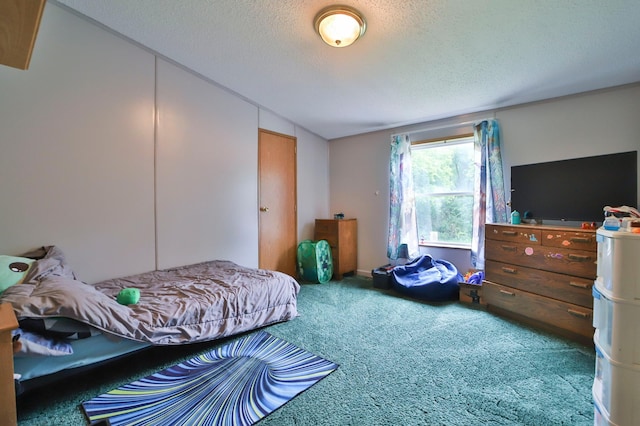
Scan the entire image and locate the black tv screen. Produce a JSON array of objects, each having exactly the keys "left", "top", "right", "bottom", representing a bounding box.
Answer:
[{"left": 510, "top": 151, "right": 637, "bottom": 223}]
